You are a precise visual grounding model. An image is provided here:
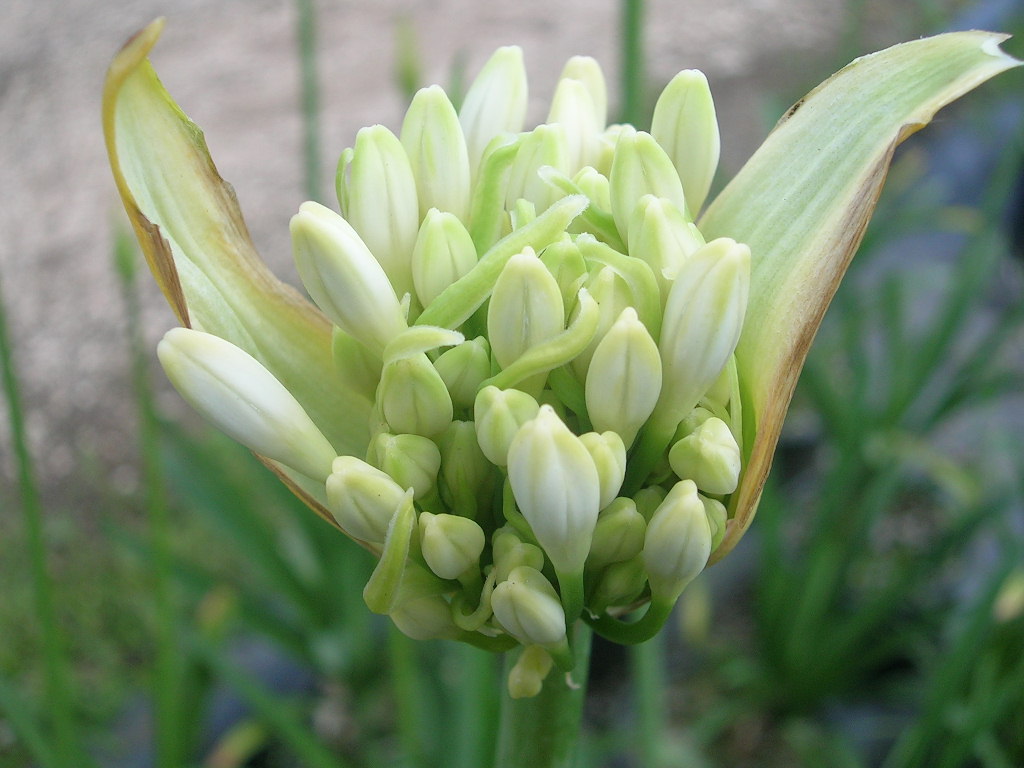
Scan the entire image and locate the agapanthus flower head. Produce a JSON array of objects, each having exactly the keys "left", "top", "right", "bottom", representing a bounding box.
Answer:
[{"left": 105, "top": 20, "right": 1018, "bottom": 696}]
